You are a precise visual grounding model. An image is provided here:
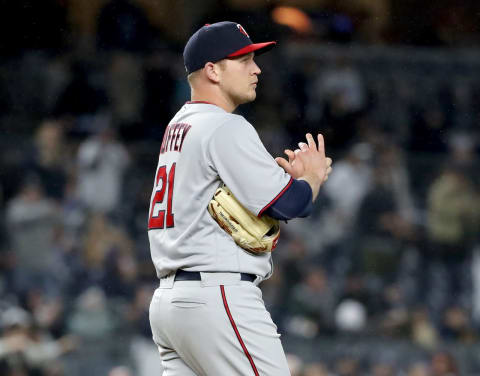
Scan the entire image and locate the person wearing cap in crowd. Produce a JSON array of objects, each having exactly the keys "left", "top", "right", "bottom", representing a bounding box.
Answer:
[{"left": 147, "top": 21, "right": 332, "bottom": 375}]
